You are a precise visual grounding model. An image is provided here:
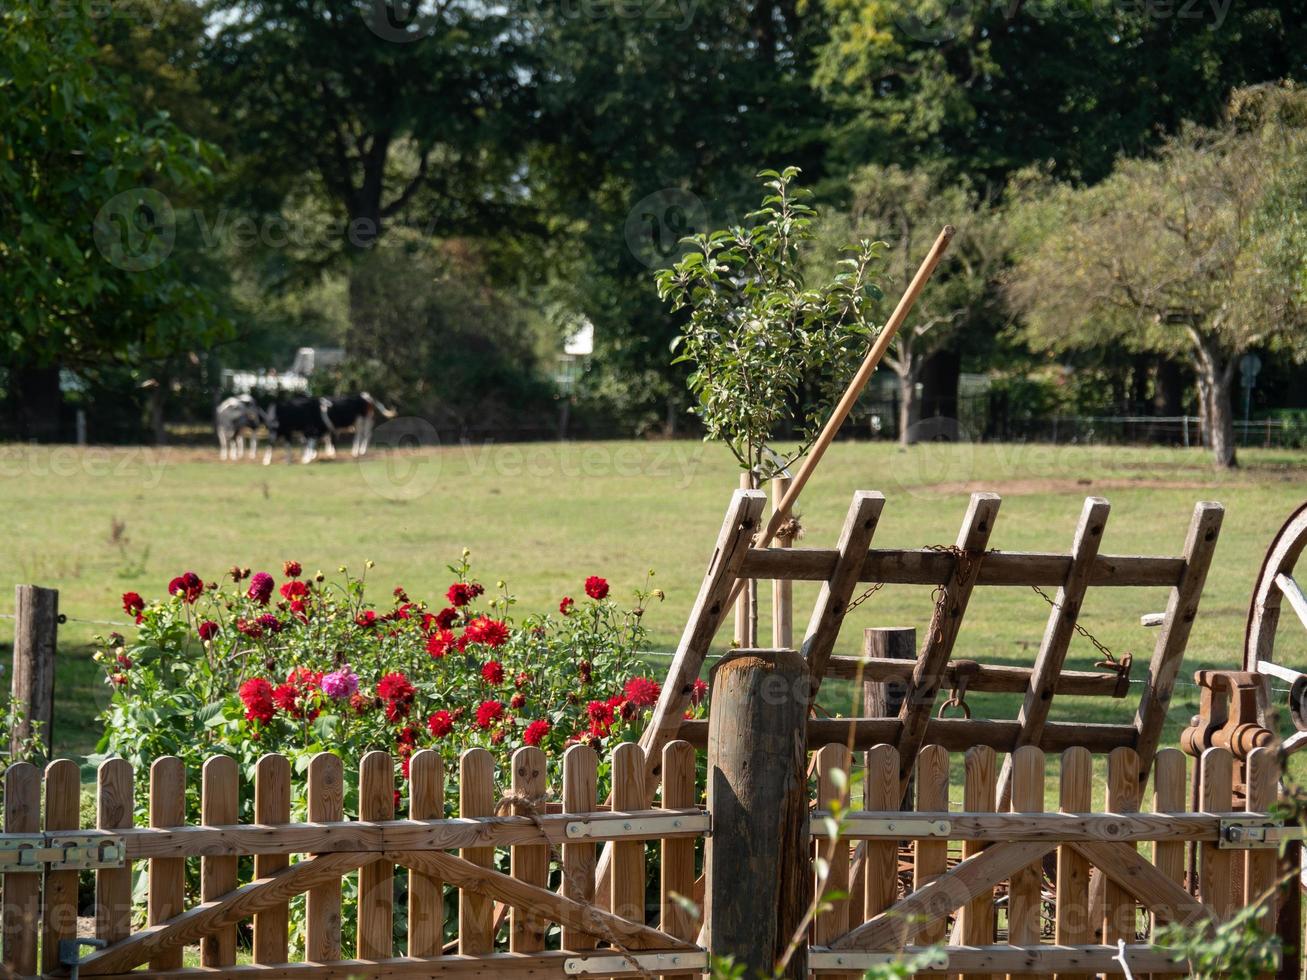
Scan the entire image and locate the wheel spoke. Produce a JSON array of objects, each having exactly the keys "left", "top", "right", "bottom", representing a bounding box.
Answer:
[
  {"left": 1255, "top": 659, "right": 1306, "bottom": 686},
  {"left": 1282, "top": 730, "right": 1307, "bottom": 756},
  {"left": 1276, "top": 573, "right": 1307, "bottom": 632}
]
